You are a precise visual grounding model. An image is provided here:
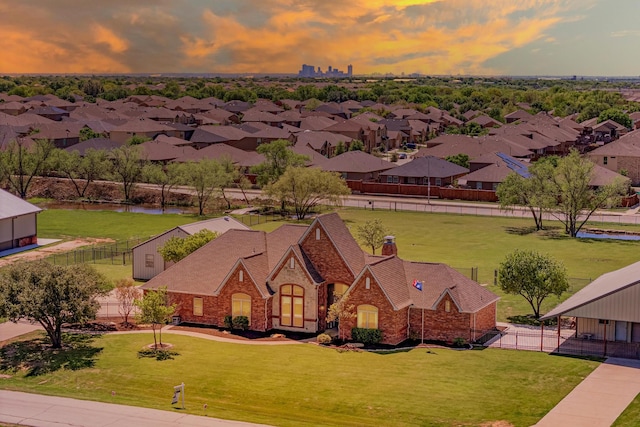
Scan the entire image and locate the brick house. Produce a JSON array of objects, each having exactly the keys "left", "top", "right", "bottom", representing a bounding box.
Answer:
[{"left": 141, "top": 213, "right": 499, "bottom": 344}]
